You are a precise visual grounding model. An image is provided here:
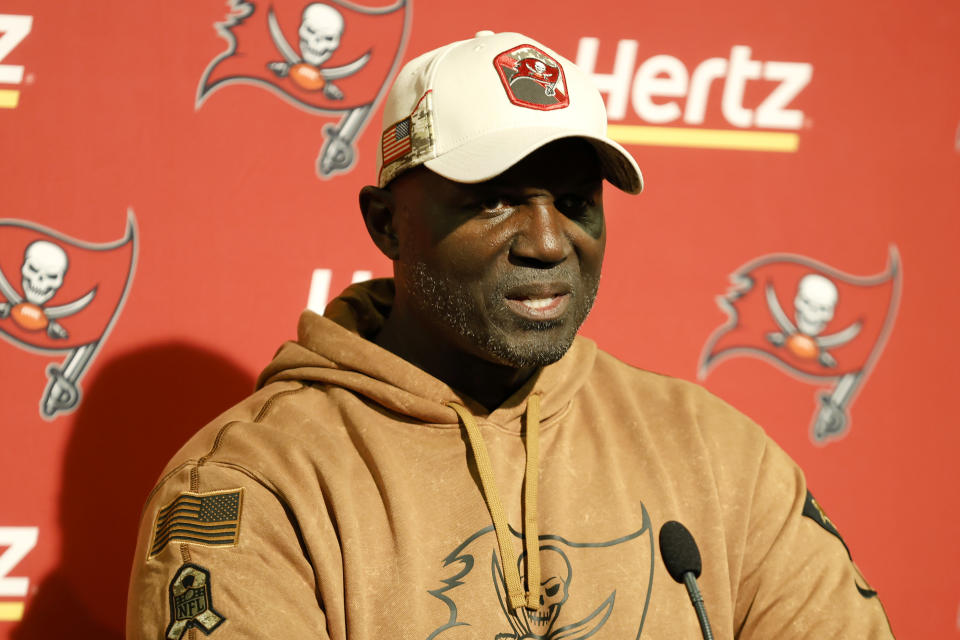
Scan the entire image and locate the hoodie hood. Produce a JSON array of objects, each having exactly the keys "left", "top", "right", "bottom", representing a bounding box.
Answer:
[{"left": 256, "top": 278, "right": 598, "bottom": 430}]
